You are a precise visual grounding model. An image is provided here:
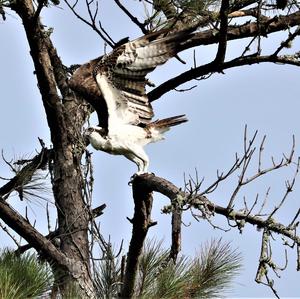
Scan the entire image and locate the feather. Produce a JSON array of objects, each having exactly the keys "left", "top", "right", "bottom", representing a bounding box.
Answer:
[
  {"left": 70, "top": 26, "right": 196, "bottom": 130},
  {"left": 148, "top": 115, "right": 188, "bottom": 135}
]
